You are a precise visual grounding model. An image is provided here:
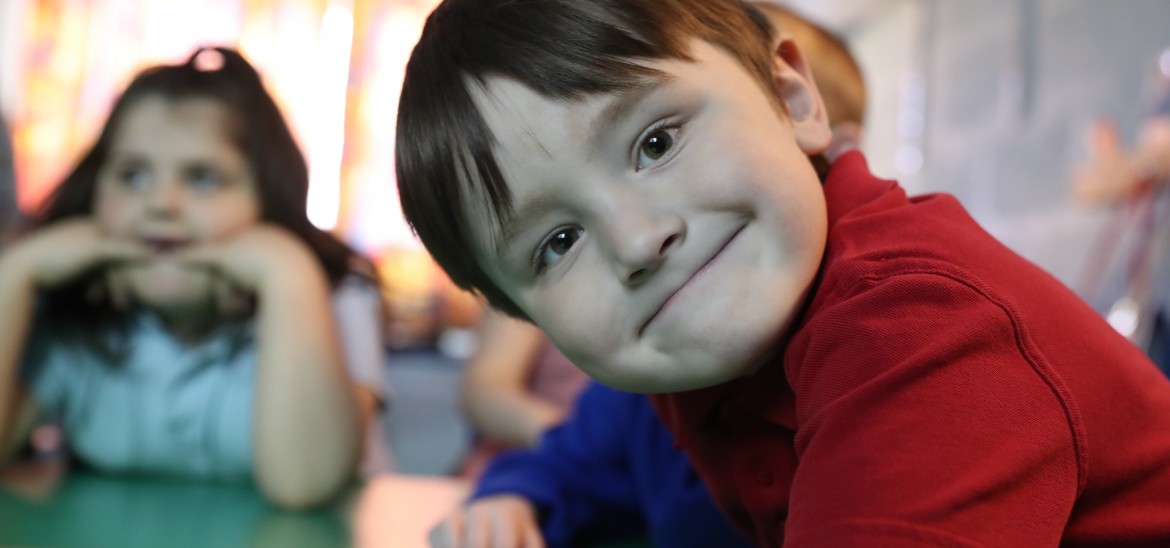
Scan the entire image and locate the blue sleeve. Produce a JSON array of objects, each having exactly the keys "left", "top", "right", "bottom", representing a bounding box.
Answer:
[
  {"left": 625, "top": 393, "right": 754, "bottom": 548},
  {"left": 472, "top": 383, "right": 646, "bottom": 546}
]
